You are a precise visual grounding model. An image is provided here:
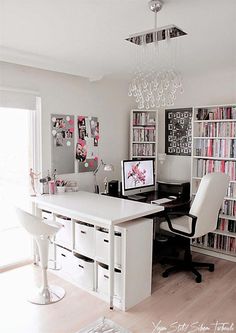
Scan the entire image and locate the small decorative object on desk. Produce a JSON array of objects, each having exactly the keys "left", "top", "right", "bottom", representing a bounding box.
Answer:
[
  {"left": 55, "top": 179, "right": 67, "bottom": 193},
  {"left": 65, "top": 180, "right": 78, "bottom": 192},
  {"left": 29, "top": 168, "right": 40, "bottom": 196}
]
